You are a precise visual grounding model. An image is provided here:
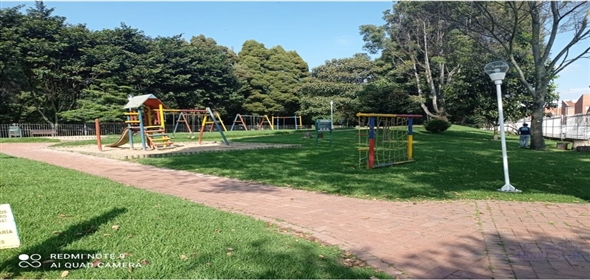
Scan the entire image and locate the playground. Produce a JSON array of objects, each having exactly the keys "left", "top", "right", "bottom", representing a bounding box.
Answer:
[
  {"left": 95, "top": 94, "right": 232, "bottom": 152},
  {"left": 2, "top": 134, "right": 589, "bottom": 279},
  {"left": 2, "top": 99, "right": 590, "bottom": 279},
  {"left": 52, "top": 141, "right": 301, "bottom": 159}
]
